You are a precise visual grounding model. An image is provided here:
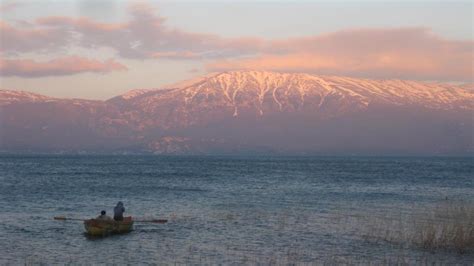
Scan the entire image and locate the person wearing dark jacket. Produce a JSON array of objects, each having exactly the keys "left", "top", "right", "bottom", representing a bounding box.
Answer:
[{"left": 113, "top": 202, "right": 125, "bottom": 221}]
